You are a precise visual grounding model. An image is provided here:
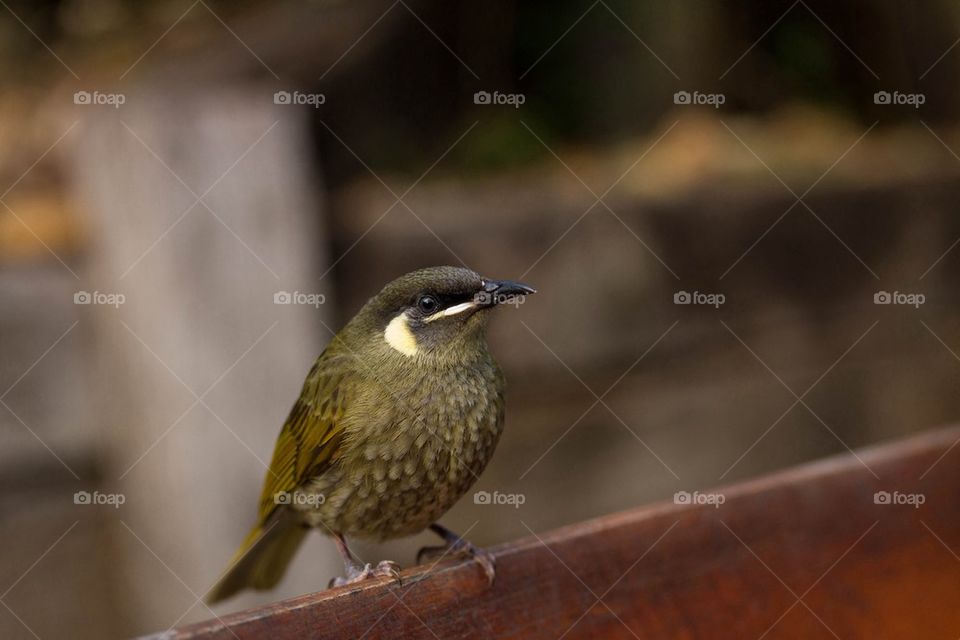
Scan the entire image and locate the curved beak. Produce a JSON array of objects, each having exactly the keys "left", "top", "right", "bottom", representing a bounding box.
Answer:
[{"left": 478, "top": 278, "right": 537, "bottom": 306}]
